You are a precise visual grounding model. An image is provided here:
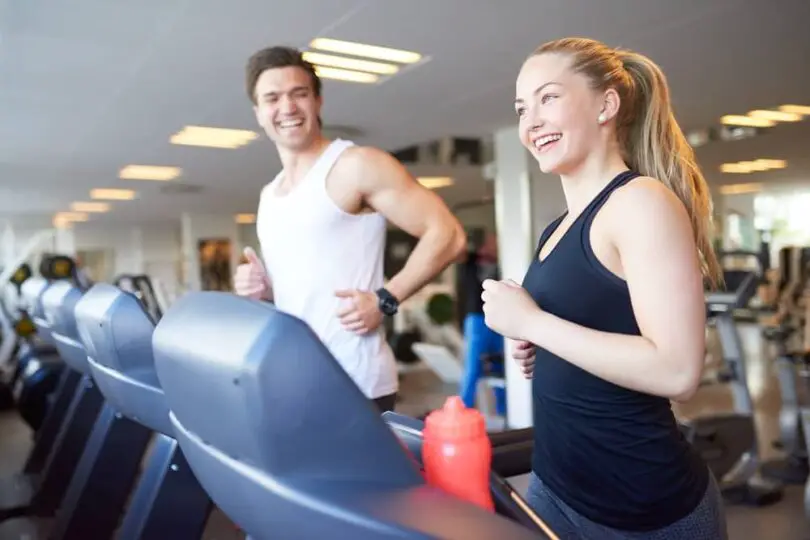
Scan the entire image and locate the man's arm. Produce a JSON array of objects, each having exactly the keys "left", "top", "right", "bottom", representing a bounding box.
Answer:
[{"left": 351, "top": 147, "right": 467, "bottom": 303}]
